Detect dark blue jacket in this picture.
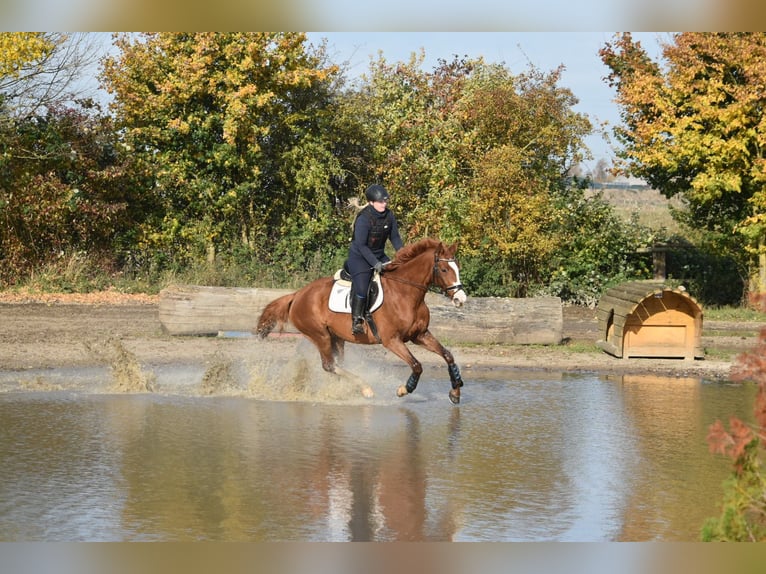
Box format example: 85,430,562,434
349,204,403,268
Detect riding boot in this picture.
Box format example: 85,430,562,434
351,295,366,335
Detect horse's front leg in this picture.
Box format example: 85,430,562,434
413,330,464,405
381,337,424,398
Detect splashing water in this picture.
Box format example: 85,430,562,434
200,351,242,395
85,337,156,393
246,339,395,404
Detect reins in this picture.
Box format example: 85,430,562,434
383,273,429,292
381,251,463,297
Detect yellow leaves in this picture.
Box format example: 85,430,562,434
602,33,766,252
462,144,557,260
691,171,743,202
0,32,57,79
167,118,190,135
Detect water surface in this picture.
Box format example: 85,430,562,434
0,370,755,541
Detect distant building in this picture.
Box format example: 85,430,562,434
589,175,649,191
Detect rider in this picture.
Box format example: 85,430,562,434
347,183,404,335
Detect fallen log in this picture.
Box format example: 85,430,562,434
158,284,563,345
158,284,296,336
424,293,563,345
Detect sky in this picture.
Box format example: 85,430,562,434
306,32,667,171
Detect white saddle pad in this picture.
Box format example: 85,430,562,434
328,272,384,313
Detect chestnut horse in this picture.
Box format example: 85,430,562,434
255,238,468,404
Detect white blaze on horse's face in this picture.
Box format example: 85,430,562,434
448,261,466,307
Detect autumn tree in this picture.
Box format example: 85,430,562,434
458,64,594,294
600,32,766,297
0,101,152,284
100,33,344,271
0,33,148,286
0,33,55,80
363,54,477,242
340,54,611,296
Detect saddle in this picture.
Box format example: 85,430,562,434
328,267,384,314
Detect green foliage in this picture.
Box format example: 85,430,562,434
1,32,753,312
339,55,598,298
705,306,766,322
702,438,766,542
663,234,746,306
454,65,598,298
458,255,521,297
536,189,653,305
454,186,655,302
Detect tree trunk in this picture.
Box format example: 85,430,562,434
759,237,765,294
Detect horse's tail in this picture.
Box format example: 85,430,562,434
255,292,295,338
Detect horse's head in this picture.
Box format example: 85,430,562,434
434,242,467,307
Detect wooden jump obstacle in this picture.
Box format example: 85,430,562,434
158,284,563,345
596,280,703,360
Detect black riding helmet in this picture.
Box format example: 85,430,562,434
365,184,389,202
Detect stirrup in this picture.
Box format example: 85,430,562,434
352,318,365,335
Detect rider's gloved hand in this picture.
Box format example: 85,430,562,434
373,261,384,273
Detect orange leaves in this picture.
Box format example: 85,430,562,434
707,417,755,463
709,297,766,475
704,294,766,540
730,324,766,446
732,327,766,387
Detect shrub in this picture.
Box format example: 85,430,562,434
703,294,766,541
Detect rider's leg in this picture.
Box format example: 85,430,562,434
351,294,366,335
348,262,372,335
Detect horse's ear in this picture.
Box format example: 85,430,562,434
448,241,459,255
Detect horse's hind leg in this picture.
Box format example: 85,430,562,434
327,332,373,398
413,330,464,405
305,332,337,373
331,334,345,366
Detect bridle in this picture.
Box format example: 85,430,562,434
433,253,465,298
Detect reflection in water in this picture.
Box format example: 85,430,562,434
0,372,756,541
614,375,749,541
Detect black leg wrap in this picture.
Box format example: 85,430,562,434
405,373,419,394
448,363,464,389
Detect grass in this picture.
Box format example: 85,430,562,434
705,329,763,338
588,185,685,234
704,306,766,322
703,347,742,361
561,341,602,353
1,251,317,296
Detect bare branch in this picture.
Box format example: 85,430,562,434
0,32,103,116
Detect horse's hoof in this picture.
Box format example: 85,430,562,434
449,390,460,405
396,385,408,398
361,385,374,398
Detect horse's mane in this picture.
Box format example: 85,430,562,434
386,238,442,272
